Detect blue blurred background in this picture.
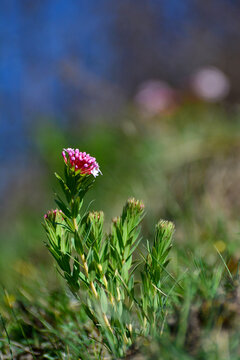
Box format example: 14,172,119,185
1,0,240,282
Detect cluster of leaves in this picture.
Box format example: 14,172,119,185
43,159,175,357
1,250,240,360
0,286,108,360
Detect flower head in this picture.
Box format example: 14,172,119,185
62,148,101,177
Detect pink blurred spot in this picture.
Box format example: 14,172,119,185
190,67,230,102
134,80,177,116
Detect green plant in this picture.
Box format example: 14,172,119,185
43,148,175,358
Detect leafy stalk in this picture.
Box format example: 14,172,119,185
43,149,175,357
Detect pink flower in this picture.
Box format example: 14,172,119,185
62,148,101,177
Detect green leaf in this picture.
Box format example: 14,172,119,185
74,230,83,254
88,270,96,282
118,301,123,317
100,288,108,313
72,196,81,218
55,172,71,202
55,196,71,218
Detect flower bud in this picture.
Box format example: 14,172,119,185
85,211,104,248
122,198,145,220
44,209,63,229
157,220,175,232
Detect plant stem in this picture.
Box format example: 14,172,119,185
73,217,99,299
73,217,78,231
72,217,113,334
103,314,113,334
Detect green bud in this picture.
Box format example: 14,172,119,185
85,211,104,249
156,220,175,238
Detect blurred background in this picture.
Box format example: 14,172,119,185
1,0,240,287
